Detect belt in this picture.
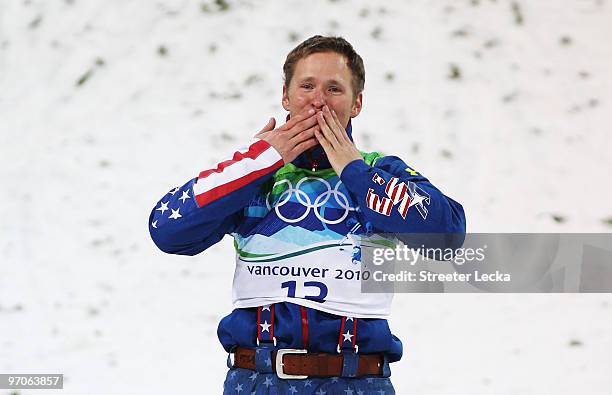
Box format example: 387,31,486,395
232,346,385,379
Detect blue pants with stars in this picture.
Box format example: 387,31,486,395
222,367,395,395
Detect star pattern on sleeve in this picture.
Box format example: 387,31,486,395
151,184,199,229
179,190,191,203
169,208,182,219
156,201,169,214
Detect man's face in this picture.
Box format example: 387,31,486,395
282,51,363,129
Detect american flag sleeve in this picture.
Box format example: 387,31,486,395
339,156,466,237
149,139,284,255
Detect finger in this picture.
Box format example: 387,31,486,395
330,109,349,143
261,117,276,133
317,110,340,148
254,117,275,138
322,106,346,143
280,108,316,131
314,127,333,152
285,112,319,136
288,124,318,146
291,137,319,156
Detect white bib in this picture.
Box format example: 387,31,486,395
231,239,393,319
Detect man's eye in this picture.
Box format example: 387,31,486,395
328,86,341,93
301,84,313,89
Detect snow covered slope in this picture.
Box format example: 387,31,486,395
1,1,611,394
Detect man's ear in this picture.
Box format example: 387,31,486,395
282,84,290,111
350,92,363,118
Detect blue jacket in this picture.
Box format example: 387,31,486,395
149,123,466,363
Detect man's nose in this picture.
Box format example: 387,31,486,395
310,88,326,110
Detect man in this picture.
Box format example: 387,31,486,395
149,35,466,394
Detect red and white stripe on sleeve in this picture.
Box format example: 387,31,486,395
193,139,283,207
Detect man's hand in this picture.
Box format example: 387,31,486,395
314,105,363,176
254,108,319,164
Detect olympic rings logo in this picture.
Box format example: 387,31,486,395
266,176,356,225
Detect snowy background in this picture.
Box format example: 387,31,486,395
1,0,612,394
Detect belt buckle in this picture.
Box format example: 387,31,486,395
275,349,308,379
